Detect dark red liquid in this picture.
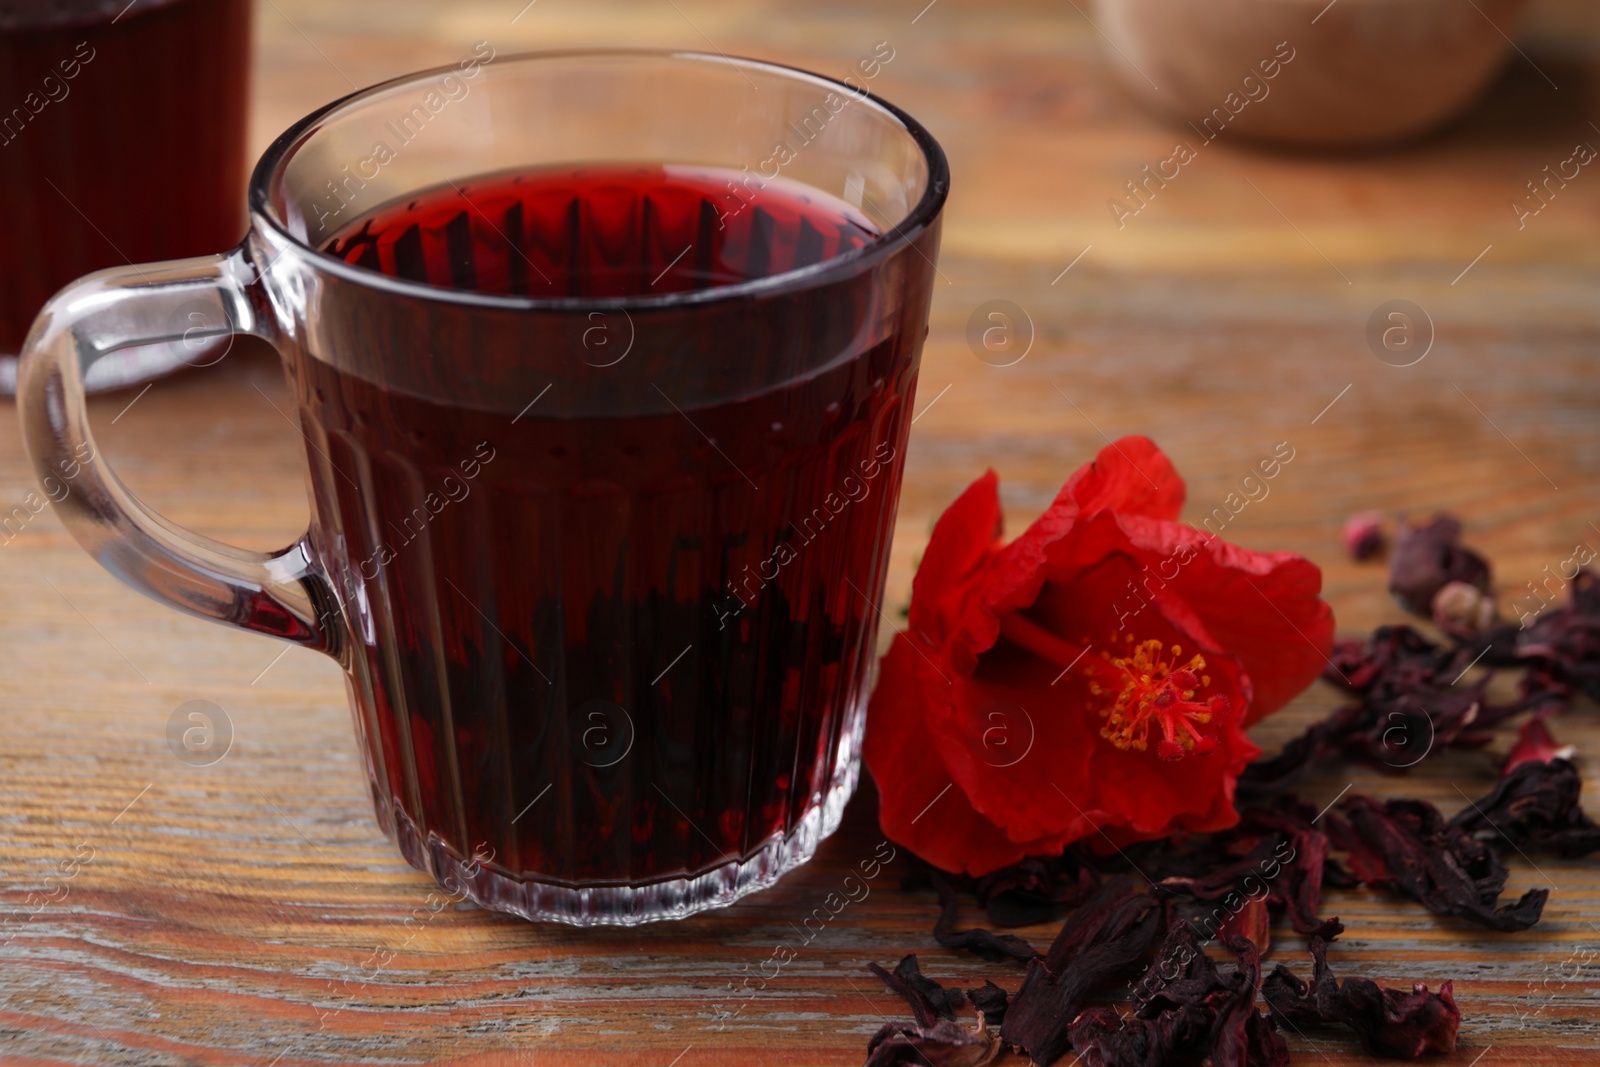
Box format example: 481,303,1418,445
0,0,252,354
301,166,925,895
324,163,879,298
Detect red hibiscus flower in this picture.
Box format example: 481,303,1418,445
864,437,1334,876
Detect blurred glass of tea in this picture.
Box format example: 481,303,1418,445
0,0,253,391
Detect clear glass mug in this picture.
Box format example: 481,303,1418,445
19,50,946,925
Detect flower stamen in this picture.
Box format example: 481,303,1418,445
1088,636,1228,761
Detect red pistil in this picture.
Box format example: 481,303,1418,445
1089,637,1228,760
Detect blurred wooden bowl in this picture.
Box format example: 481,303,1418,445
1090,0,1530,148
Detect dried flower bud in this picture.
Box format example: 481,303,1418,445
1343,511,1386,561
1432,580,1495,638
1388,514,1490,616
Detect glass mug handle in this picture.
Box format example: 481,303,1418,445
17,247,339,655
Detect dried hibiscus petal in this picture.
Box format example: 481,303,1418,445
1068,1003,1213,1067
1279,828,1333,934
1449,757,1600,859
932,871,1039,963
1504,713,1575,773
863,1020,1001,1067
1259,916,1345,1018
1218,894,1272,955
1515,570,1600,701
1338,979,1460,1059
965,981,1009,1027
869,954,964,1027
1083,923,1286,1067
1327,625,1458,695
1515,662,1574,715
1156,832,1287,900
1250,625,1515,787
1237,726,1325,799
1154,801,1331,936
976,852,1101,927
1340,794,1547,931
1001,881,1165,1066
1388,515,1490,616
1319,809,1382,884
1212,938,1289,1067
1131,921,1226,1015
1324,630,1493,766
1242,1010,1291,1067
1262,929,1460,1058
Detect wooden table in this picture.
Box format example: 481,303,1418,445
5,0,1600,1063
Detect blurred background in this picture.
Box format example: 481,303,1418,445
4,0,1600,1062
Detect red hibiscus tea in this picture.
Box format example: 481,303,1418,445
307,164,923,909
0,0,252,375
22,52,946,923
323,165,879,295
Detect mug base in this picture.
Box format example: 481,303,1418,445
386,745,862,926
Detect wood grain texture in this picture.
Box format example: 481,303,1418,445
5,0,1600,1063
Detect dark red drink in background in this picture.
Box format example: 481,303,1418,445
310,165,921,893
0,0,252,361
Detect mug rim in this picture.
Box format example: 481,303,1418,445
247,48,950,313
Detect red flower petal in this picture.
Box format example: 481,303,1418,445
865,638,1054,875
938,549,1260,849
1043,510,1330,727
907,470,1004,672
1166,527,1333,725
868,444,1332,875
984,437,1184,623
1065,436,1185,522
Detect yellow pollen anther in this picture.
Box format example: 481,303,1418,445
1088,638,1228,761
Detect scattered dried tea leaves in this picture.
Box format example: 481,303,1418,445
1241,623,1543,796
863,1019,1002,1067
1325,625,1498,756
864,886,1468,1065
1130,920,1231,1016
870,954,964,1026
1339,794,1547,931
1329,624,1459,695
1262,927,1460,1058
1150,799,1332,936
974,852,1103,927
1218,895,1272,955
1209,940,1290,1067
1241,1010,1292,1067
1067,1004,1212,1067
1514,569,1600,702
1449,757,1600,859
1079,923,1287,1067
1000,881,1165,1066
1236,727,1325,800
965,981,1009,1028
932,870,1040,963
